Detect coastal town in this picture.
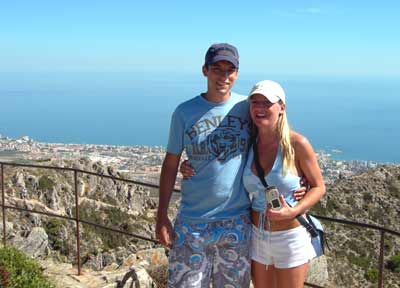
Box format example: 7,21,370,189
0,135,388,186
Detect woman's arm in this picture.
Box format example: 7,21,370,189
268,132,325,220
290,132,326,215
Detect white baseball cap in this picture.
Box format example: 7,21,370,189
248,80,286,104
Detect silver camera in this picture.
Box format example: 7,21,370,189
265,186,282,210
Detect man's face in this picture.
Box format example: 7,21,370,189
203,61,238,96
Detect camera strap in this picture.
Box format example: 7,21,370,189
252,143,269,187
252,143,318,238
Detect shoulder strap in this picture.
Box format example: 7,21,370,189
253,143,268,187
287,204,318,238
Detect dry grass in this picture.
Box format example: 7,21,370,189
147,263,168,288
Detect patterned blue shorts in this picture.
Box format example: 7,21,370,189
167,214,252,288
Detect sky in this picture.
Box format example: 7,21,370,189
1,0,400,77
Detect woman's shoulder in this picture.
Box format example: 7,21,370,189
290,130,308,145
290,131,313,153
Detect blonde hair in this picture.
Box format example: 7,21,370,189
250,100,296,175
277,108,296,175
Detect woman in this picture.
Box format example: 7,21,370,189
243,80,325,288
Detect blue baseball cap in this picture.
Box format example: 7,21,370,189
205,43,239,68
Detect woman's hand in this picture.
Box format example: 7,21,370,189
267,195,296,221
179,160,195,179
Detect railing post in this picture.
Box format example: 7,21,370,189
378,230,385,288
74,170,81,275
1,164,6,246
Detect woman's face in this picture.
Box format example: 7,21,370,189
249,94,285,129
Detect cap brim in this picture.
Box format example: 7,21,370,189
248,90,281,103
209,55,239,68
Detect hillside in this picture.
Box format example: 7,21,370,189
0,159,399,287
311,165,400,287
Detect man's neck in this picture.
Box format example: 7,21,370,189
203,91,231,103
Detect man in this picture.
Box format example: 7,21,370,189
156,43,252,287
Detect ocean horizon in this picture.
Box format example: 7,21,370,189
1,71,399,163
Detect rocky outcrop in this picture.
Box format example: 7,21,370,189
2,161,399,287
39,250,160,288
307,256,329,286
311,165,400,287
0,221,13,235
13,227,49,258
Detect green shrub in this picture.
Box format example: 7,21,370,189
79,203,140,250
365,268,379,282
310,202,325,216
0,246,55,287
44,219,70,256
326,198,339,212
362,193,373,202
347,196,356,206
387,254,400,273
348,255,371,269
0,265,11,287
38,176,55,190
388,180,400,198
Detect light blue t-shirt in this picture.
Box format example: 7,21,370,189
167,92,252,222
242,145,301,212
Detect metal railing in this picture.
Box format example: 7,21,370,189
304,215,400,288
1,161,399,288
0,161,178,275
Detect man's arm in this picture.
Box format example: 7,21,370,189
155,152,181,248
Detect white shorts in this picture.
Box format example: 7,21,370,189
251,224,316,269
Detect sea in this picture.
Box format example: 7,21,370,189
0,71,399,163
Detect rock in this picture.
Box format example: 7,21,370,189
72,161,84,170
0,221,14,235
27,174,39,190
39,259,82,288
306,255,329,286
103,263,119,272
77,179,85,197
107,166,116,177
27,212,42,226
102,252,117,268
14,171,26,188
136,248,168,267
42,263,155,288
84,253,104,271
122,254,137,268
115,265,154,288
92,162,105,175
14,227,49,257
46,187,60,210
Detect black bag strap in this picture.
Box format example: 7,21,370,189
289,205,319,238
253,143,268,187
252,143,318,238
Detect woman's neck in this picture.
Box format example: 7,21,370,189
257,128,279,148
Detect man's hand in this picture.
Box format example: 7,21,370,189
157,153,180,249
155,215,174,249
179,160,195,179
293,176,309,201
293,186,307,201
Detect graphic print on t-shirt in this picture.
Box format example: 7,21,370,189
185,114,250,162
